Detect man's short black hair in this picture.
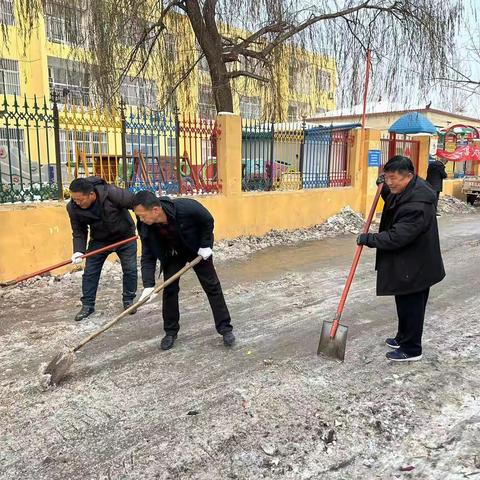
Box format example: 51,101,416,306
69,178,94,194
384,155,415,175
132,190,161,209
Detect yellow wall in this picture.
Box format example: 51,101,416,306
0,114,363,282
442,179,465,199
1,116,467,283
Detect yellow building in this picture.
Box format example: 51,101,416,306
0,1,336,201
1,1,336,119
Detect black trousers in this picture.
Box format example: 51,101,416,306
162,254,233,336
435,191,440,210
394,288,430,356
81,239,137,308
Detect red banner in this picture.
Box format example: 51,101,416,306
436,145,480,162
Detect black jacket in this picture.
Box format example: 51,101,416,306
364,176,445,296
139,197,214,287
426,160,447,192
67,177,135,252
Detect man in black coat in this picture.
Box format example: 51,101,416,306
133,190,234,350
357,156,445,362
67,177,137,321
426,156,448,212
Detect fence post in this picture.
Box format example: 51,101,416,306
327,123,333,187
268,121,275,190
120,99,128,187
52,92,64,201
174,108,182,191
299,118,306,189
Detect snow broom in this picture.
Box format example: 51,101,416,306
39,255,203,388
317,182,383,361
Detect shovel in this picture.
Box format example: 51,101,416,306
0,236,138,287
317,183,383,361
39,255,203,388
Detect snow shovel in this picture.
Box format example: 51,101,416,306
317,183,383,361
39,255,203,388
0,236,138,287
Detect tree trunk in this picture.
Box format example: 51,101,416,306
184,0,234,113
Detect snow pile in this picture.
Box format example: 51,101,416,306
214,207,364,261
438,196,476,214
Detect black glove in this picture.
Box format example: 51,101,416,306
357,233,370,246
376,173,385,185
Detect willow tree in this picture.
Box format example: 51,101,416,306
5,0,464,117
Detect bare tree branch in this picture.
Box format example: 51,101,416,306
227,70,269,83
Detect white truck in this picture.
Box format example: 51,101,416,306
462,175,480,205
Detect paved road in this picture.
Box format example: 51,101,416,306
1,213,479,479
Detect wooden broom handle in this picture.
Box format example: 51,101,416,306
73,255,203,352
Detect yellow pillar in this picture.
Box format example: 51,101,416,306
362,128,382,216
349,128,365,189
472,139,480,175
216,113,242,196
416,135,431,179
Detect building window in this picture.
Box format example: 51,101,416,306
0,0,15,25
48,57,90,104
287,102,309,121
239,95,261,119
289,61,310,94
316,69,332,91
45,1,83,45
238,56,264,77
198,85,216,119
120,77,157,108
0,127,25,162
197,45,209,73
0,58,20,96
60,130,108,166
125,133,160,157
164,33,176,60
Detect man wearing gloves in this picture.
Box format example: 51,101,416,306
133,190,234,350
67,177,137,321
357,156,445,362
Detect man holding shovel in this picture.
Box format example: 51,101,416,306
67,177,137,321
132,190,234,350
357,156,445,362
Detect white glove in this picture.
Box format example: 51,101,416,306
71,252,84,264
198,247,213,260
138,287,156,303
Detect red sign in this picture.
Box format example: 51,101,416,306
436,145,480,162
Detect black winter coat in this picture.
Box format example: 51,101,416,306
139,197,214,287
364,176,445,296
67,177,135,252
426,160,447,192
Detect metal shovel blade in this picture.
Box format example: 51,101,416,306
317,321,348,362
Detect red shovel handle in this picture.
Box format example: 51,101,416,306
329,183,383,338
1,235,138,287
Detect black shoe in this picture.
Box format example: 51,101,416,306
75,305,95,321
124,302,137,315
223,331,235,347
160,335,177,350
386,349,422,362
385,337,400,349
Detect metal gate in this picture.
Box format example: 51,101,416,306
380,134,420,173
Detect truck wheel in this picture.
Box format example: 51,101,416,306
467,194,477,206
